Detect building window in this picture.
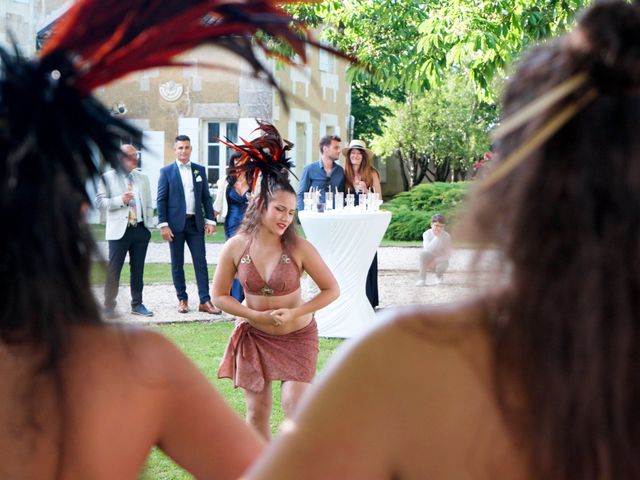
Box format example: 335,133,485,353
206,121,238,184
319,43,335,73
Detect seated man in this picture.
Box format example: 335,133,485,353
416,214,452,286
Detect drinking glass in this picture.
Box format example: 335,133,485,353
303,192,313,211
369,192,380,211
325,191,334,210
345,193,355,209
358,193,367,212
335,192,344,210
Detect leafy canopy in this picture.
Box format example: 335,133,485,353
289,0,588,97
372,73,497,187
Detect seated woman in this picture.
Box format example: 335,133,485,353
244,1,640,478
0,1,333,477
213,124,339,440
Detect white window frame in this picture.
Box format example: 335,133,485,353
205,120,238,185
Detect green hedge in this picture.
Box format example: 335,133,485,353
383,182,469,241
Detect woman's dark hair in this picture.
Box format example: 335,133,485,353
462,1,640,478
0,2,347,478
227,151,255,189
0,47,134,360
1,0,320,368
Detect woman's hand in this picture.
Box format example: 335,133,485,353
246,310,276,326
270,308,295,326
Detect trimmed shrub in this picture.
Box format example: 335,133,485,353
383,182,469,241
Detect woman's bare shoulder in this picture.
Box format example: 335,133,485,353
361,301,489,357
245,301,507,480
68,324,193,384
226,234,250,250
219,234,250,262
289,236,317,257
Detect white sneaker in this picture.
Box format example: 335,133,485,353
435,276,444,285
415,279,426,287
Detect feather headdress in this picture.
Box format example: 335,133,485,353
220,120,295,196
1,0,346,203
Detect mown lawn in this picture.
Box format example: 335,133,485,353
139,322,344,479
89,222,420,248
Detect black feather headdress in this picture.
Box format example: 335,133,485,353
1,0,347,205
220,120,296,198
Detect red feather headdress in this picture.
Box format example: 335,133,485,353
220,120,295,194
40,0,336,98
0,0,348,205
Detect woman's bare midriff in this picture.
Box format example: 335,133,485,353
243,288,313,335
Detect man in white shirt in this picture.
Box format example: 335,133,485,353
416,213,452,286
156,135,220,314
96,144,154,317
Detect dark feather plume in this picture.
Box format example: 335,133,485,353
39,0,347,103
219,120,295,194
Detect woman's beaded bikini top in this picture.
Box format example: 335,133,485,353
236,241,301,296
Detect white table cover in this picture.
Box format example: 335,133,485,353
298,210,392,338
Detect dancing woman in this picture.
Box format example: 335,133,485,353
245,1,640,478
214,123,339,440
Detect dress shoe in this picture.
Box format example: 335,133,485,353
131,304,154,317
198,301,222,314
178,299,189,313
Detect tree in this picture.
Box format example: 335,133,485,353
351,83,406,144
372,74,497,189
289,0,587,98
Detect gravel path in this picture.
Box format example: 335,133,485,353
95,242,493,325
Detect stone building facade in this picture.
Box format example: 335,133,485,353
95,44,351,204
2,1,352,207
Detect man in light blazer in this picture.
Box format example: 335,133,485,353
156,134,221,314
96,144,154,317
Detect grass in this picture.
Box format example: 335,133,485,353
91,262,199,285
380,239,421,247
89,222,421,248
90,224,227,244
138,322,344,479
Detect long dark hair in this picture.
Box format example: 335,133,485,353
0,1,343,476
0,0,337,366
463,1,640,478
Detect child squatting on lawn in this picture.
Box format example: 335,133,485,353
416,213,452,286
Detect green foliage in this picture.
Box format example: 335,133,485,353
372,74,497,188
289,0,587,98
350,82,405,144
384,182,469,241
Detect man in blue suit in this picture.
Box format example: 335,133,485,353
157,135,221,314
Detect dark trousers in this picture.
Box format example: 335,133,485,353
169,216,211,303
365,253,379,309
104,224,151,309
